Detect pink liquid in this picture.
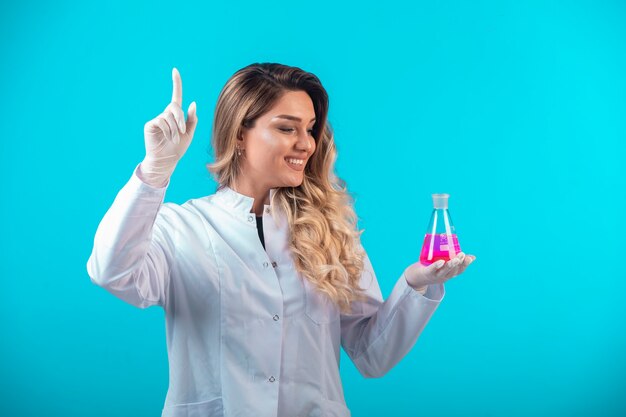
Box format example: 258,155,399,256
419,233,461,266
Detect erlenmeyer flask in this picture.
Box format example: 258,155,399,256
419,193,462,266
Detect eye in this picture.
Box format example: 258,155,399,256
278,127,315,137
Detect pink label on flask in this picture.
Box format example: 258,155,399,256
419,233,461,265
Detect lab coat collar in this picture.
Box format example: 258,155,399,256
214,185,279,224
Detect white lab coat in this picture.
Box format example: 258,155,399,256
87,163,445,417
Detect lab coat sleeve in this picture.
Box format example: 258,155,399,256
340,244,445,378
86,163,176,309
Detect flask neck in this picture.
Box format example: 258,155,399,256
426,208,456,236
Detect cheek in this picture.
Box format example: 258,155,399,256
308,140,317,157
255,131,285,163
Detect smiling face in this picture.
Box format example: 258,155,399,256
237,90,317,190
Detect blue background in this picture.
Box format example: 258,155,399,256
1,0,625,415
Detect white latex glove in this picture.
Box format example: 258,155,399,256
404,252,476,294
139,67,198,188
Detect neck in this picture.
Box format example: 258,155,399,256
231,178,270,216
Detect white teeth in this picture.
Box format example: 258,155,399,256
286,158,303,165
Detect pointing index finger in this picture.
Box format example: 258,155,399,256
171,67,182,106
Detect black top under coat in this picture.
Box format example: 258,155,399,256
255,215,265,250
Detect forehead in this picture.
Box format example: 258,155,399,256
264,90,315,121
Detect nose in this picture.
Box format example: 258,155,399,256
295,131,312,153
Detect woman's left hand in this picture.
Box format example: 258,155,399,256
404,252,476,293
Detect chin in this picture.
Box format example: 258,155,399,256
283,176,304,188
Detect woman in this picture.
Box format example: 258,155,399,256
87,63,475,417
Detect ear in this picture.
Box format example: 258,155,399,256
238,121,254,149
237,132,245,147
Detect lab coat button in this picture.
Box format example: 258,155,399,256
273,314,279,321
271,261,278,268
265,207,271,214
269,376,276,382
247,215,254,222
263,262,269,268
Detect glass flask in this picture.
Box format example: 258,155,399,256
419,193,462,266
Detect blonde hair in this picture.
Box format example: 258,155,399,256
207,63,367,313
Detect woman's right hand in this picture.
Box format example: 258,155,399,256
404,252,475,294
139,67,198,188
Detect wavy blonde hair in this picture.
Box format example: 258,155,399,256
206,63,367,313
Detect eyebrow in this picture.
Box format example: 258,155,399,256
273,115,316,123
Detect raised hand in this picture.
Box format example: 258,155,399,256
140,68,198,188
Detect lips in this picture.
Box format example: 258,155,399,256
284,157,305,171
